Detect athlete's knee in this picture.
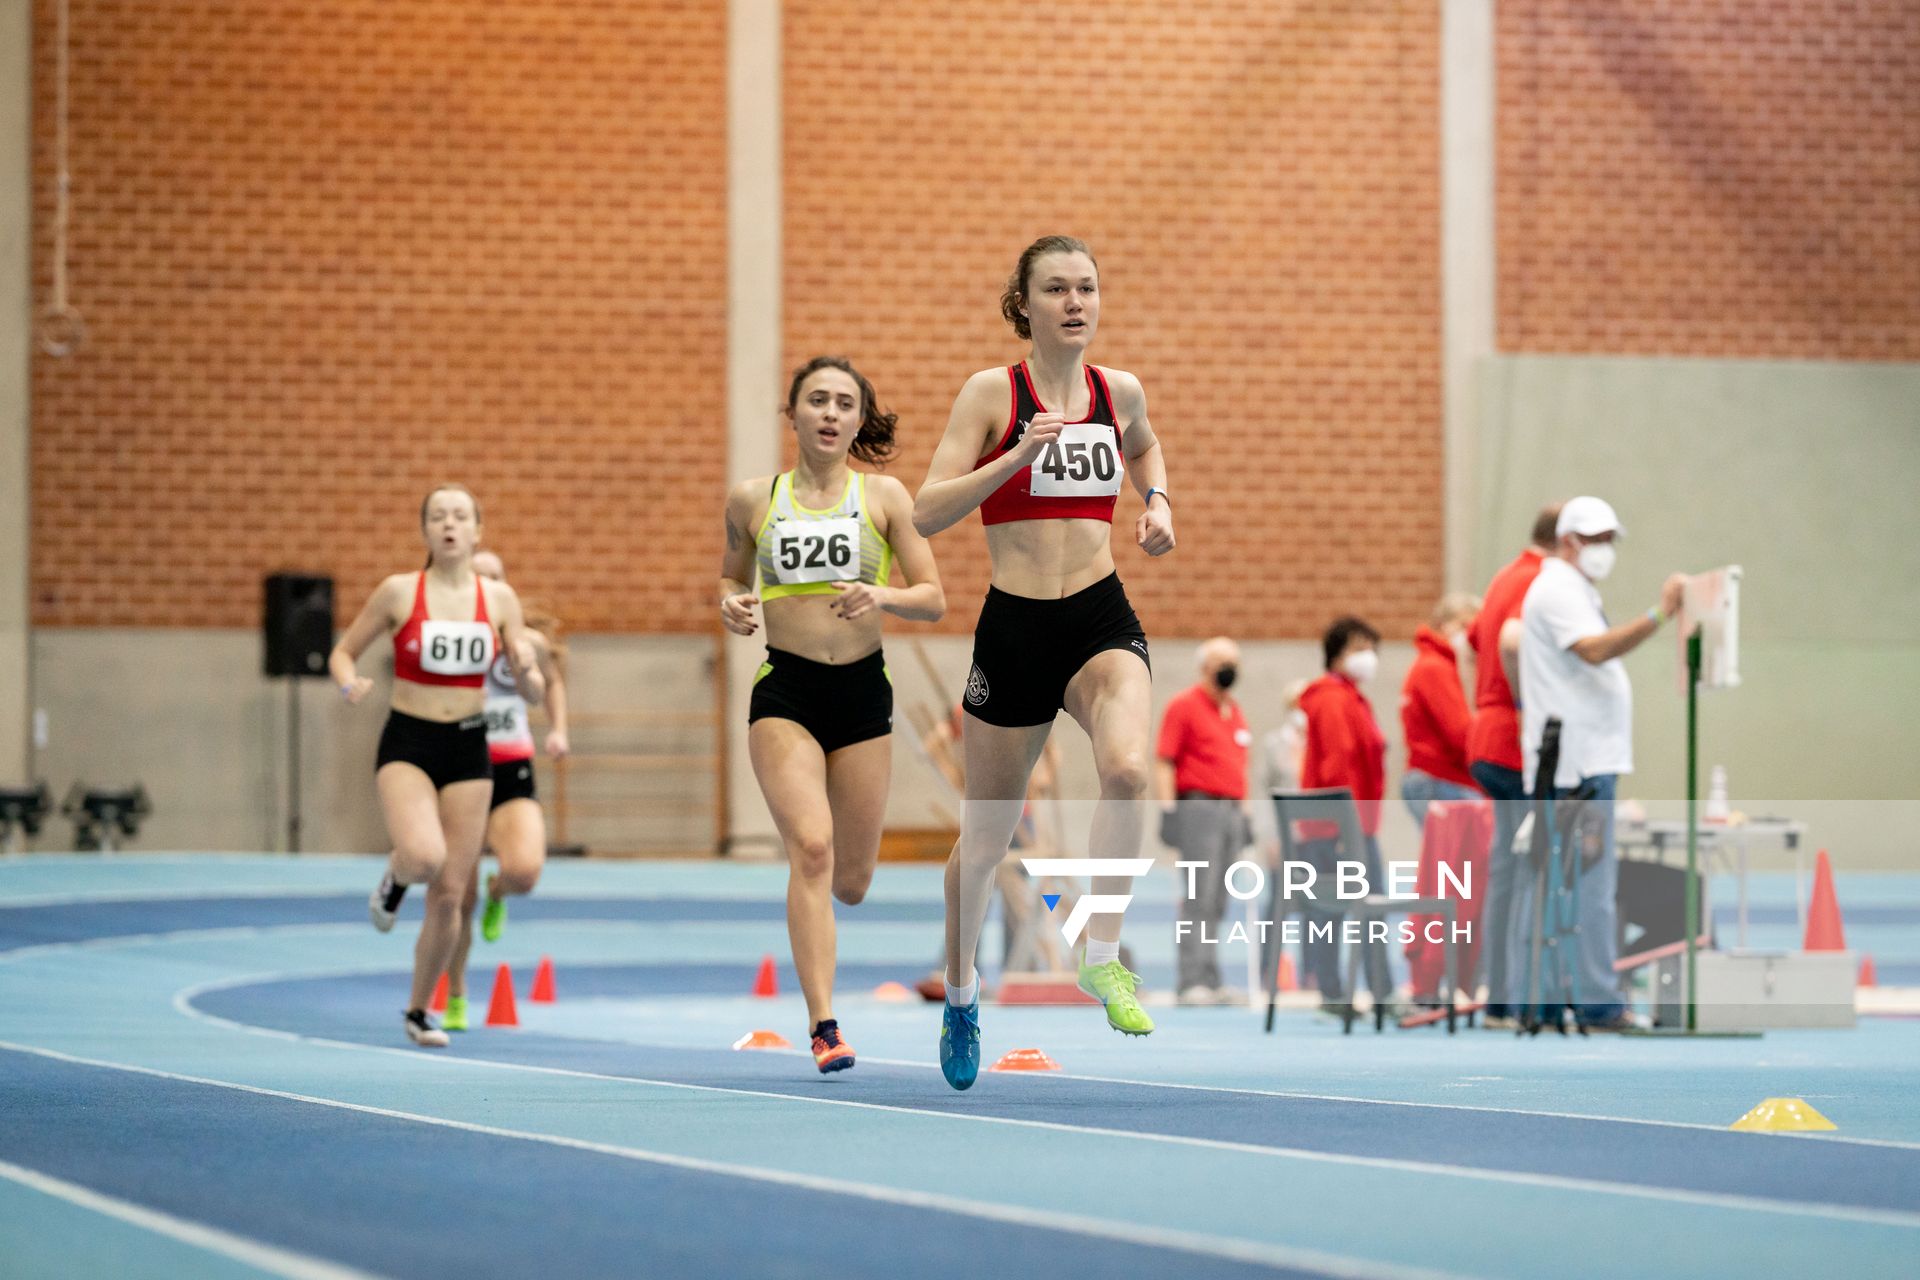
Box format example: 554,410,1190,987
1098,750,1151,800
832,866,873,906
789,831,833,881
421,879,463,924
494,864,541,897
391,839,446,884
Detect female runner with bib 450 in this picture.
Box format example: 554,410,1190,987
328,485,545,1048
913,237,1175,1090
720,356,945,1073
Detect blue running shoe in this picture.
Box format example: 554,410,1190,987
939,1000,980,1091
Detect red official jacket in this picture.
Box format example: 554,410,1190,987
1400,626,1479,790
1299,671,1386,838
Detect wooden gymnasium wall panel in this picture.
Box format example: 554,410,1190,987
781,1,1444,639
30,1,727,632
1498,1,1920,360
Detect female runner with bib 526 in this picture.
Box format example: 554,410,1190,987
720,356,945,1073
329,485,545,1047
913,236,1175,1090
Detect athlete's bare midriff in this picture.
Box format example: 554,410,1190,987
762,595,884,665
985,517,1117,599
389,678,486,723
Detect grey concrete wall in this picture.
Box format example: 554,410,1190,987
1,0,30,784
1472,354,1920,869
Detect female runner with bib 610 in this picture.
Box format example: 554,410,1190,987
720,356,945,1073
913,236,1175,1090
329,485,545,1048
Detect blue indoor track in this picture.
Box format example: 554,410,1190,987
3,854,1918,1280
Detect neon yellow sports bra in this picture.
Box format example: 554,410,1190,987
754,471,893,602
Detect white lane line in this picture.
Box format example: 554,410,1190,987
0,1039,1451,1280
161,984,1920,1232
0,1157,380,1280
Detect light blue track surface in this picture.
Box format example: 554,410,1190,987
3,854,1917,1280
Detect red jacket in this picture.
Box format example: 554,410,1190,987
1400,626,1478,789
1299,672,1386,837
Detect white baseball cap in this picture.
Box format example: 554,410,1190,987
1557,495,1625,539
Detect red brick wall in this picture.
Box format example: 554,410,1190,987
782,1,1443,638
1498,1,1920,359
30,1,727,631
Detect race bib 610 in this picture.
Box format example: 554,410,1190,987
419,620,493,676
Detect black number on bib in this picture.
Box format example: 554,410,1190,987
779,541,802,572
803,538,828,569
827,533,852,569
429,636,448,662
1040,440,1068,480
468,637,486,665
1092,441,1117,481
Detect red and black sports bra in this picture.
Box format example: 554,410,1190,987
976,362,1124,526
392,572,495,688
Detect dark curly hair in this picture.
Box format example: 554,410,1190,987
783,355,898,466
1001,235,1098,341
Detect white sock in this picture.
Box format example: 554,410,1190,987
1083,937,1120,969
945,970,978,1008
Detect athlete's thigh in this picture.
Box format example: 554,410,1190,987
1063,647,1153,770
750,717,833,845
377,763,446,857
434,779,494,891
824,734,892,873
487,798,547,882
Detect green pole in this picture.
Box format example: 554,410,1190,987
1686,630,1701,1033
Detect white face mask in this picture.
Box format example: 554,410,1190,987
1342,650,1379,684
1577,542,1617,582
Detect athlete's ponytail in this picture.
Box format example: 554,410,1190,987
783,355,898,466
1001,235,1097,341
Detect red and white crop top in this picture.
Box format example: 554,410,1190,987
392,571,495,688
976,362,1124,526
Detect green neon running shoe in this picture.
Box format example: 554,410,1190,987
481,892,506,943
1078,958,1155,1036
443,994,469,1032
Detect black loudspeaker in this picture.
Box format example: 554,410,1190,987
264,573,335,678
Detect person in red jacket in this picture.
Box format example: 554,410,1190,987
1297,616,1392,1011
1466,503,1559,1024
1399,592,1483,828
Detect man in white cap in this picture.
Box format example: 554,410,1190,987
1513,497,1685,1030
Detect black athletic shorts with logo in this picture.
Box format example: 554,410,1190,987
375,710,492,791
962,572,1150,728
748,647,893,755
490,757,537,811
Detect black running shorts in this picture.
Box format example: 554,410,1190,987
489,757,537,811
376,710,492,791
963,572,1150,728
748,647,893,755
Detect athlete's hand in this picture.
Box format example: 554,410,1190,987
721,592,760,636
1136,501,1175,556
339,676,375,705
512,636,539,673
544,729,571,759
1660,573,1688,620
1009,411,1067,468
829,581,889,620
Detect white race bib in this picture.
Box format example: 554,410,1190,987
1029,423,1123,497
419,620,493,676
769,516,861,584
485,695,525,743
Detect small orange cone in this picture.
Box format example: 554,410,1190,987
530,956,557,1003
990,1048,1060,1072
485,964,519,1027
1276,953,1298,992
752,954,779,998
1803,849,1847,952
873,981,914,1002
429,972,449,1012
1858,954,1877,987
732,1029,792,1050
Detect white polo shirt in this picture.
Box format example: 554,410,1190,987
1520,557,1634,791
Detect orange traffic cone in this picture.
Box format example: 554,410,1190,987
485,964,519,1027
1803,849,1847,952
1859,954,1877,987
752,954,779,998
530,956,557,1003
731,1029,792,1050
990,1048,1060,1072
429,972,449,1013
1276,953,1298,993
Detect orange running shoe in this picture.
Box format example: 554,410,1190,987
810,1019,856,1073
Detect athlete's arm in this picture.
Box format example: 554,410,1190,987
491,582,547,707
719,480,762,637
1498,617,1523,703
834,475,946,623
912,370,1063,536
1110,370,1175,557
530,631,570,757
328,575,404,704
